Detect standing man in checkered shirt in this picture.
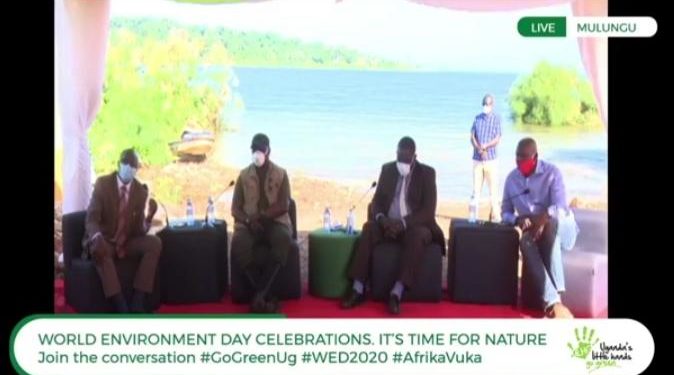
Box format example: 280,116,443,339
470,94,502,221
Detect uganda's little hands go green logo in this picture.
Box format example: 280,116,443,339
568,326,600,359
568,326,630,373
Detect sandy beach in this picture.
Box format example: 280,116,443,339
137,158,606,236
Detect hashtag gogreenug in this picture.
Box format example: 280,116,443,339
567,327,600,359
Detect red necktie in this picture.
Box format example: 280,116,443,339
114,185,129,257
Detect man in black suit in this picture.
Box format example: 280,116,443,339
341,136,445,314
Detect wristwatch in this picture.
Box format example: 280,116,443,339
547,205,557,218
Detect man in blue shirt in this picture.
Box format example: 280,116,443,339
502,138,573,319
471,94,502,221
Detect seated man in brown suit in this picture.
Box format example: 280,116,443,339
341,136,445,315
83,149,161,312
231,133,293,313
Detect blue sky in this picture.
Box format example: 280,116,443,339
111,0,584,74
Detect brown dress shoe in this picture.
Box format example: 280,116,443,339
545,303,574,319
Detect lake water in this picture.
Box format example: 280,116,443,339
221,67,607,202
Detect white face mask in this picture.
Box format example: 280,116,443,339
483,105,492,114
396,162,411,177
118,163,137,184
252,151,266,167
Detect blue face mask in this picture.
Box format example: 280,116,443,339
118,163,137,184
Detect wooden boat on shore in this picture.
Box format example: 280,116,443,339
169,130,215,161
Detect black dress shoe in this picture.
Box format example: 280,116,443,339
250,293,266,313
388,294,401,315
341,289,366,309
264,298,281,314
111,294,129,313
129,291,147,313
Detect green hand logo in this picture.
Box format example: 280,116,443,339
568,326,600,359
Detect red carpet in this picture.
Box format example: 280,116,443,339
54,279,548,318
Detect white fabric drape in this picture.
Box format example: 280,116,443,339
55,0,111,213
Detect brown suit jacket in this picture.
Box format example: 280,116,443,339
370,160,446,254
83,172,149,249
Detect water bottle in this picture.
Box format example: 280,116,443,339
346,208,356,235
206,196,215,226
323,207,332,231
468,196,478,223
186,198,195,226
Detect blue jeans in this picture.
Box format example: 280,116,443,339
521,219,565,310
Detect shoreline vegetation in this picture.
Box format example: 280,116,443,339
86,16,604,176
110,17,413,71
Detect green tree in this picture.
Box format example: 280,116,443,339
110,17,409,71
89,27,235,174
508,62,601,129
